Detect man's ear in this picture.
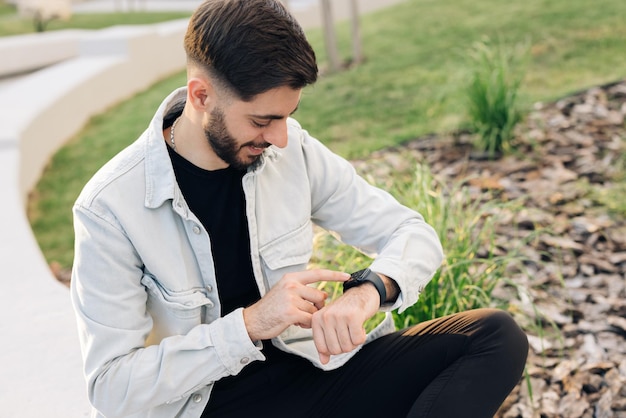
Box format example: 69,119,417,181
187,77,215,111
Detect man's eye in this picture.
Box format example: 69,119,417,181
252,120,270,128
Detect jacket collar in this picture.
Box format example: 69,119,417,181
143,87,281,209
144,87,186,209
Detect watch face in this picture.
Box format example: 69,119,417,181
350,269,368,282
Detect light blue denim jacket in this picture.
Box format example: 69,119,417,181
71,88,444,418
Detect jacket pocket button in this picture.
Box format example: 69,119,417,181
192,393,202,403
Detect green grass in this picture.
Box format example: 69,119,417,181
0,7,190,36
29,0,626,276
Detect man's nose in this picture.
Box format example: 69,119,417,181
263,120,288,148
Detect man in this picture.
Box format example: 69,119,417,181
71,0,528,417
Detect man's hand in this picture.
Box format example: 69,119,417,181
311,282,380,364
243,269,350,341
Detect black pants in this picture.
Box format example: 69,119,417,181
204,308,529,418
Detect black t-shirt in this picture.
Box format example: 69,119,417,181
162,110,295,400
167,144,260,316
164,106,259,315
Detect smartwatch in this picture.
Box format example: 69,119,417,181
343,268,386,306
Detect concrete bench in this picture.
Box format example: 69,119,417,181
0,29,86,77
0,18,188,417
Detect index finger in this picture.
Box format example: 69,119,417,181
293,269,350,286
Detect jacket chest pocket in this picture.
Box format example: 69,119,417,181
141,274,215,343
258,220,314,286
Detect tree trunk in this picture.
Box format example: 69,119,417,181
349,0,363,64
32,10,49,32
320,0,341,72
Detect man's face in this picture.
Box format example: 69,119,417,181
204,85,301,170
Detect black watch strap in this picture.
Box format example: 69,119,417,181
343,268,387,306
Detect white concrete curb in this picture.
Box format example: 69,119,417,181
0,29,87,77
0,19,189,417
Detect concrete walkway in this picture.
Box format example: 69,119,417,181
0,0,407,416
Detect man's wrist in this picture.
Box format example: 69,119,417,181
341,281,381,312
343,268,386,306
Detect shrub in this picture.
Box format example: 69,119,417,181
311,163,531,329
389,164,528,327
466,38,528,157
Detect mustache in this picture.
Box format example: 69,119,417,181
243,141,271,149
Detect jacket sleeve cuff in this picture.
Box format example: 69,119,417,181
209,307,265,375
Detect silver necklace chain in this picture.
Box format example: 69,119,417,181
170,117,180,151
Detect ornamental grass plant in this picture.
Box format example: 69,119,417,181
388,164,531,327
310,163,534,328
465,38,528,157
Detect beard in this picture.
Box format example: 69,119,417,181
204,107,268,170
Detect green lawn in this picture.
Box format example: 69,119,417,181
0,0,14,16
29,0,626,270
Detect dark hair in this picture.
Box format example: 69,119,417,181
184,0,318,101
